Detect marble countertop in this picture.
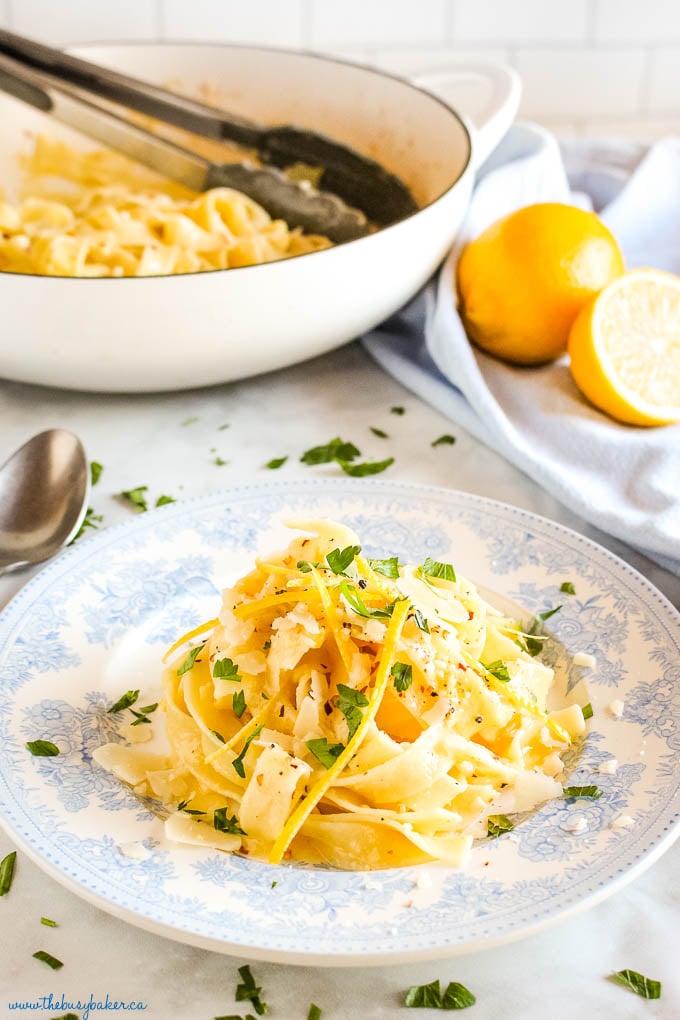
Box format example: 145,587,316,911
1,342,678,1019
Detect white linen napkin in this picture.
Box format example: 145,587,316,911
363,124,680,575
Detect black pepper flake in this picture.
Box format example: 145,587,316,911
324,701,333,715
358,579,368,589
475,715,483,723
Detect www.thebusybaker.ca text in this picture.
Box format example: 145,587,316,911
8,992,148,1019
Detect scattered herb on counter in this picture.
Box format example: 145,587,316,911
155,494,175,507
53,1014,79,1020
308,1006,322,1020
265,456,288,469
582,702,594,720
90,461,103,486
404,978,475,1009
214,456,229,467
176,643,206,677
232,690,247,718
487,814,514,838
232,725,264,778
431,434,456,447
367,556,400,579
218,423,230,431
391,406,405,415
300,437,360,465
0,850,17,895
181,416,199,427
421,557,456,583
119,485,148,512
235,964,268,1016
108,689,139,713
306,737,345,769
69,506,103,544
213,808,246,836
213,658,242,681
560,581,576,595
32,949,63,970
26,740,60,757
391,662,413,693
336,457,394,477
40,917,58,927
370,426,389,438
610,969,661,999
563,785,602,800
334,683,369,740
326,545,361,576
484,660,512,684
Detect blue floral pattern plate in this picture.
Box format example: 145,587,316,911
0,480,678,965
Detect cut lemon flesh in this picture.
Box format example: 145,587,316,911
568,269,680,426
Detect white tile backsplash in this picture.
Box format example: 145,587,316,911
161,0,305,47
454,0,589,43
7,0,159,44
516,47,646,118
0,0,677,138
594,0,680,43
309,0,449,47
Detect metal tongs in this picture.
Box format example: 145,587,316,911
0,30,418,243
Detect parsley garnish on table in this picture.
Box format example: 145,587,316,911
404,978,476,1009
32,949,63,970
610,969,661,999
0,850,17,895
431,434,456,447
300,436,394,476
235,964,268,1015
90,460,103,485
265,456,288,469
119,485,148,512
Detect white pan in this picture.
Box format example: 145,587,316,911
0,44,519,393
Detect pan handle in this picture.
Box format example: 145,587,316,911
411,64,521,168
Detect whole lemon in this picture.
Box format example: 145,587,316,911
456,203,625,365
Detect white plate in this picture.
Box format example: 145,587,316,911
0,480,678,965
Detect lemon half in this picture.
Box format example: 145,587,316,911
568,269,680,426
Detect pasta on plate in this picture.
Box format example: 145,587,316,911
94,519,586,870
0,135,331,277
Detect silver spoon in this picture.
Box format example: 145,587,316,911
0,429,89,573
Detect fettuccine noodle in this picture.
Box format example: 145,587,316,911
0,135,331,276
94,519,585,870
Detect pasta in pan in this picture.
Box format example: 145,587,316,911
0,135,331,277
94,519,586,870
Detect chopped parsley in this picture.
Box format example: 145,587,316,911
176,643,205,676
582,702,593,720
120,485,149,512
306,737,345,769
370,426,388,438
265,456,288,470
336,456,394,476
487,814,514,838
181,416,199,427
0,851,17,895
404,978,475,1009
108,689,139,713
334,683,369,740
32,949,63,970
213,658,242,681
90,461,103,485
177,799,205,816
524,605,562,656
26,740,60,757
563,785,602,800
232,725,263,778
560,581,576,595
235,964,268,1016
367,556,400,579
431,434,456,447
307,1006,322,1020
155,494,175,507
421,557,456,582
69,506,103,544
300,437,360,465
610,969,661,999
210,729,226,744
40,917,58,927
391,662,413,693
326,544,361,575
390,406,405,415
339,582,399,619
218,423,230,431
413,609,430,633
483,660,511,683
232,690,247,718
213,808,246,836
297,559,321,573
213,456,229,467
